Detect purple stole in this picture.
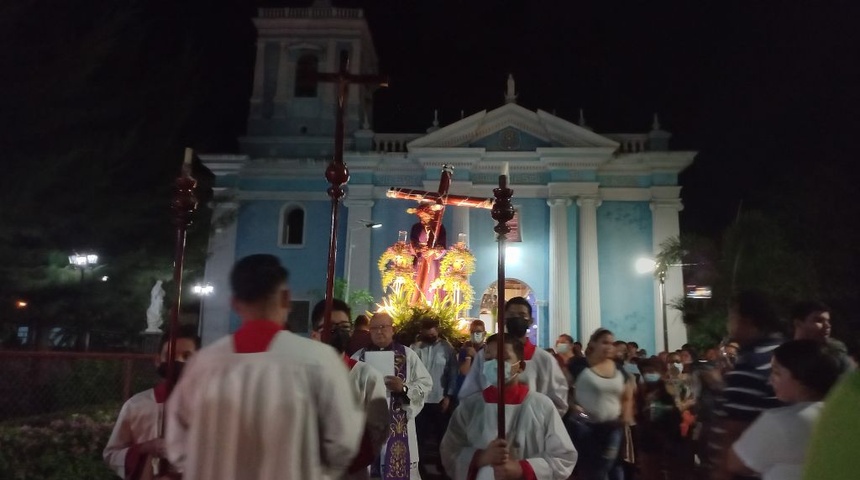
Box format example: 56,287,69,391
361,343,411,480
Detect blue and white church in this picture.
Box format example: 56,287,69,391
199,4,696,354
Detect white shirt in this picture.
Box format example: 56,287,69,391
352,345,432,480
103,388,161,478
732,401,824,480
165,331,364,480
574,367,625,422
441,388,577,480
345,360,390,480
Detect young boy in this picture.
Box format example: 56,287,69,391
441,335,577,480
103,325,200,480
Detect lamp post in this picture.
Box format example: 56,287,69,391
69,252,98,350
344,220,382,303
636,257,670,353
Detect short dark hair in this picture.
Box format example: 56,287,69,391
614,340,627,346
628,342,639,349
311,298,351,327
730,289,782,333
790,301,830,321
419,318,440,331
230,254,289,303
159,324,201,352
574,341,582,347
505,297,532,317
558,334,574,343
485,334,525,362
773,339,842,398
355,314,370,328
470,319,486,329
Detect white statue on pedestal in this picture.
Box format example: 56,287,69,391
145,280,165,333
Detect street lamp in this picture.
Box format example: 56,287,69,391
69,251,99,351
344,220,382,303
192,283,214,296
636,256,669,353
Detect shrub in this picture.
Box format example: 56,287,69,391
0,405,119,480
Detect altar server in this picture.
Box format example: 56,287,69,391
165,254,363,480
441,334,577,480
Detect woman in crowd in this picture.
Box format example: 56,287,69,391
728,339,843,480
568,328,635,480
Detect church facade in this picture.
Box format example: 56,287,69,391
199,5,696,354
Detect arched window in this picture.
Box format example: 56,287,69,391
279,205,305,246
294,54,318,97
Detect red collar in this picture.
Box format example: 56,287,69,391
523,338,536,360
153,381,170,404
233,320,283,353
482,384,529,405
344,354,358,370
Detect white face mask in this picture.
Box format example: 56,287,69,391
471,332,485,344
555,343,570,354
672,362,684,373
482,359,515,387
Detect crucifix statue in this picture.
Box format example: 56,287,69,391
317,51,388,340
387,165,493,304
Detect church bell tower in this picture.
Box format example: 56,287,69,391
246,2,380,142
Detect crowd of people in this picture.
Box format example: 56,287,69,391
102,254,858,480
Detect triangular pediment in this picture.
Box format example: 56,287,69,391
408,103,620,150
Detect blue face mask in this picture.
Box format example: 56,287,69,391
482,359,514,387
643,373,662,383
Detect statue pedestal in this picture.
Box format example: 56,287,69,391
141,331,162,354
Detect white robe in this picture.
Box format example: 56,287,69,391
440,389,577,480
165,331,365,480
103,388,161,479
346,361,391,480
457,346,570,417
352,345,433,480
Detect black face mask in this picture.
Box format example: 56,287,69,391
156,361,185,383
328,324,353,354
505,317,530,338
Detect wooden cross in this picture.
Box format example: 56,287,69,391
387,166,494,304
316,52,388,341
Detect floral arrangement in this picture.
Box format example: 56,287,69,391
377,238,476,341
0,406,119,480
377,241,416,291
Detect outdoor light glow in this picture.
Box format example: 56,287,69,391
506,246,522,264
69,253,99,267
635,257,657,274
16,300,27,308
101,276,109,282
369,223,382,229
192,284,214,296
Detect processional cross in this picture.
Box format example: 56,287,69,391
317,52,388,341
389,166,514,439
387,167,493,304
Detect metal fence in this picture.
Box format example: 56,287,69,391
0,350,159,422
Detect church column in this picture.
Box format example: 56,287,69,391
577,196,602,340
650,194,686,352
452,207,470,246
273,41,290,104
344,199,375,297
548,198,572,342
250,40,267,106
201,200,239,346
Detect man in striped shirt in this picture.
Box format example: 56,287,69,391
708,290,784,480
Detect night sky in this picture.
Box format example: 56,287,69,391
3,0,859,238
271,1,858,235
